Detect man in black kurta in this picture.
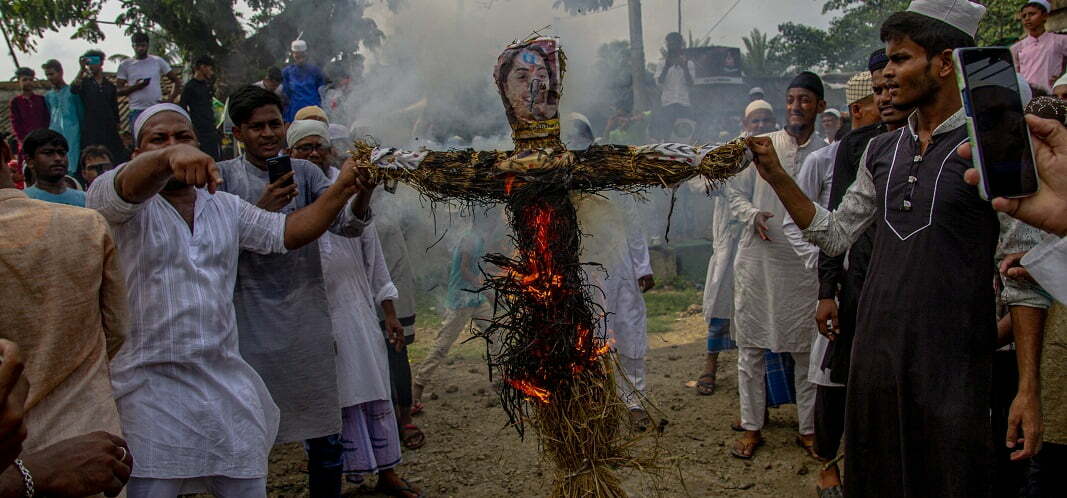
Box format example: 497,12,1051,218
745,2,1048,496
71,50,128,163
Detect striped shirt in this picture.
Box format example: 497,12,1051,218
86,166,287,479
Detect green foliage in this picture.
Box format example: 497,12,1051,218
976,0,1025,47
552,0,615,15
643,288,701,335
740,28,787,78
0,0,401,89
774,0,908,72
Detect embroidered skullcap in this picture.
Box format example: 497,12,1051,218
294,105,328,123
133,103,191,145
846,71,874,105
286,119,329,148
906,0,986,39
291,39,308,52
1026,96,1067,125
868,49,889,73
744,99,774,117
789,71,825,100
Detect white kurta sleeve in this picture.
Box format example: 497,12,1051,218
1022,235,1067,304
627,221,653,278
236,196,288,255
782,146,832,269
802,145,878,257
85,167,144,225
361,222,400,305
726,165,761,228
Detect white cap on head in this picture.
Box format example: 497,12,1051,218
133,103,191,144
823,108,842,118
1054,71,1067,90
286,119,329,148
1025,1,1052,13
749,87,764,96
744,99,774,117
906,0,986,39
291,39,308,52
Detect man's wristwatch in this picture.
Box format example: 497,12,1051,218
13,458,34,497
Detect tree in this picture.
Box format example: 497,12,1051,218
976,0,1025,47
776,0,908,72
0,0,401,90
740,28,787,78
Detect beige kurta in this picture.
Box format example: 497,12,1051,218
726,130,825,352
0,189,127,453
1042,302,1067,444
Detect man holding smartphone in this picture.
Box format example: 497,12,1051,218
71,49,127,163
117,32,182,132
216,86,376,498
746,1,1050,496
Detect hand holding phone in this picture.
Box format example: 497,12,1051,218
954,47,1039,200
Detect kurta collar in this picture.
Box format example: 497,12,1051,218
905,107,966,140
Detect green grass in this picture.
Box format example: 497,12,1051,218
405,287,702,363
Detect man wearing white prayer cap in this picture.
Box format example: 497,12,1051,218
748,86,765,102
1054,71,1067,100
1011,0,1067,92
283,37,325,123
747,0,1050,496
820,108,843,144
742,99,776,137
86,102,374,498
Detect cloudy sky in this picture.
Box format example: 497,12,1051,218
2,0,831,79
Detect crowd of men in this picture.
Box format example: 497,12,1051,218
3,0,1067,497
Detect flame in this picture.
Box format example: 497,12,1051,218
504,174,517,195
508,379,551,403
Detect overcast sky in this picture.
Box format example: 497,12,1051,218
2,0,832,79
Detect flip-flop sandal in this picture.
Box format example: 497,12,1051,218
401,424,426,450
796,434,819,459
376,477,425,498
410,401,425,416
696,373,716,396
816,485,844,498
730,436,764,459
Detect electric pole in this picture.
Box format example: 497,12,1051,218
628,0,648,111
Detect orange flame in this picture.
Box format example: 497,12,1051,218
504,174,517,195
508,379,551,403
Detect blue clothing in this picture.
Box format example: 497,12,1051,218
24,186,85,207
764,352,797,408
445,230,486,310
706,318,736,353
44,86,83,172
281,63,325,122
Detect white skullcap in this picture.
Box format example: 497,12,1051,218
1025,1,1051,13
823,108,842,118
749,87,764,96
286,119,329,148
906,0,986,39
744,99,774,117
1054,71,1067,90
133,103,191,145
291,39,308,52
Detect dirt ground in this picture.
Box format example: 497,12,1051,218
262,293,818,498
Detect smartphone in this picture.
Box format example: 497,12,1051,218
953,47,1039,200
85,55,102,66
266,155,294,186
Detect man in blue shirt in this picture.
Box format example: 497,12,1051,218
22,129,85,206
282,39,325,123
41,59,83,173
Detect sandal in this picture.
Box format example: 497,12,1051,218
696,373,716,396
816,485,844,498
401,424,426,450
796,434,818,460
375,477,424,498
730,433,764,459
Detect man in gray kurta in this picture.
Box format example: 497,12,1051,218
216,87,374,498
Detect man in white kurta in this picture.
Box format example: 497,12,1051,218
576,193,654,418
727,73,827,458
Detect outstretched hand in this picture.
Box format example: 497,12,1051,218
959,115,1067,237
166,144,223,194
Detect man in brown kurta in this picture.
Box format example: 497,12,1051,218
0,158,128,454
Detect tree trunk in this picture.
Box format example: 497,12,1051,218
627,0,648,112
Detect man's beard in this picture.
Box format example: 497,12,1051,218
894,66,941,111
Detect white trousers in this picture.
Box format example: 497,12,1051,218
127,476,266,498
615,354,647,410
737,346,815,434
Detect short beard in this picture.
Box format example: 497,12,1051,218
786,122,811,136
895,63,942,110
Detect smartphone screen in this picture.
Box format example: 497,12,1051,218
87,55,102,66
958,48,1038,199
266,155,294,186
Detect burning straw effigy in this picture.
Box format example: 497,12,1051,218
353,36,749,497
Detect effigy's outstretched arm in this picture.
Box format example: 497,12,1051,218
350,138,751,203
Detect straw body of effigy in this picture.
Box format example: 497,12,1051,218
352,138,749,497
